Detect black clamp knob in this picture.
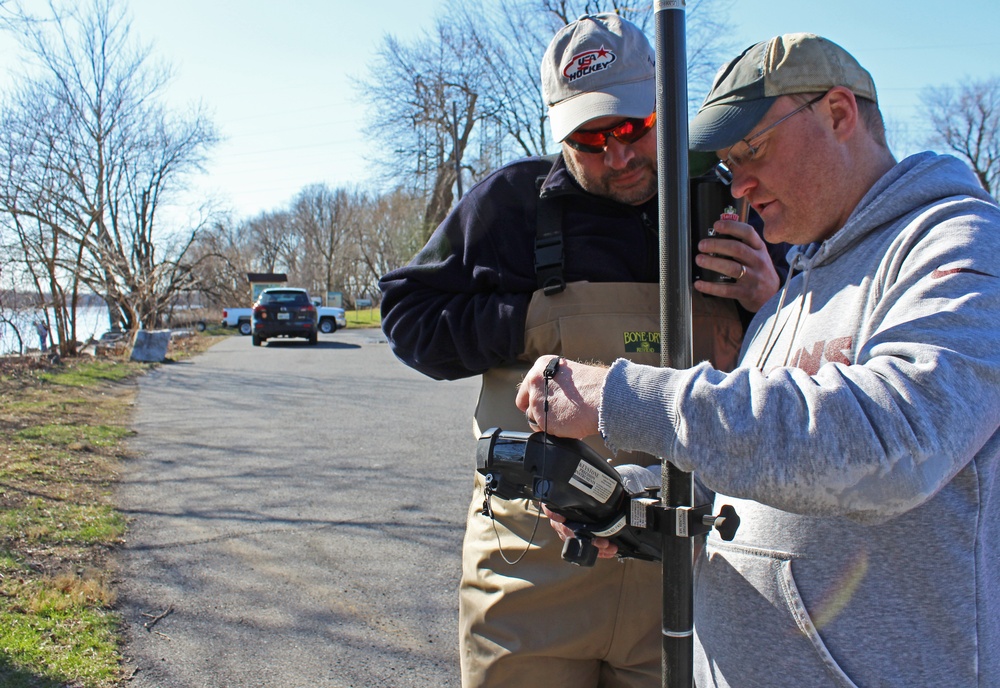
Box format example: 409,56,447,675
657,503,741,541
701,503,740,542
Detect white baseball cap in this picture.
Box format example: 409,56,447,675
541,14,656,143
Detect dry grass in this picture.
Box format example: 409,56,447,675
0,333,222,687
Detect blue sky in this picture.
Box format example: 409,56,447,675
3,0,999,220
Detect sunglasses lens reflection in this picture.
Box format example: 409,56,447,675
570,131,607,147
565,112,656,153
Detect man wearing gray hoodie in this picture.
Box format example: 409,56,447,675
515,33,1000,687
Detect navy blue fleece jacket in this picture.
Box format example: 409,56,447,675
379,155,783,381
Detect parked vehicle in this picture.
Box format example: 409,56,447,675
311,298,347,333
251,288,318,346
223,301,343,336
221,307,252,336
164,305,208,332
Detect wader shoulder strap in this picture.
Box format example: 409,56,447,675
534,156,566,296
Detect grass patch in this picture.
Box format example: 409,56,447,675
345,308,381,329
39,360,144,387
0,584,121,687
0,500,126,546
201,324,230,336
4,397,92,414
15,423,132,448
0,333,220,686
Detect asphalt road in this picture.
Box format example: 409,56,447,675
115,329,481,687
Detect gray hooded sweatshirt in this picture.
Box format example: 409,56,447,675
600,152,1000,687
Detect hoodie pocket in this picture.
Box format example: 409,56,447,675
696,539,859,688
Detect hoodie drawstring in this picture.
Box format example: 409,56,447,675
751,254,813,371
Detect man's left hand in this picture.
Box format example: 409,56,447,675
694,219,780,312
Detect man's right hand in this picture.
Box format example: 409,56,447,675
541,505,619,559
515,356,606,440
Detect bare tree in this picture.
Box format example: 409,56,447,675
243,210,298,276
921,77,1000,195
186,184,419,310
291,184,362,301
0,250,31,353
356,188,425,299
361,18,487,237
0,0,218,352
186,216,260,307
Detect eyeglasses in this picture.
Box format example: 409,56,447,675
564,111,657,154
716,93,826,180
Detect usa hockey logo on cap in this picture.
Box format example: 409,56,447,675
563,46,617,83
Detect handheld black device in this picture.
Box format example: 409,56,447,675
476,427,664,566
691,172,745,283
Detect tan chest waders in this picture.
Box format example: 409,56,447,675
460,279,741,687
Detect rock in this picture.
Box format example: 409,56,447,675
130,330,171,362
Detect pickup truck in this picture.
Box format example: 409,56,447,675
316,305,347,333
220,307,253,335
221,302,346,335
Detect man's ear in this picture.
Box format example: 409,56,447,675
825,86,859,141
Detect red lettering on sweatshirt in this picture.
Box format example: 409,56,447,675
790,336,854,375
794,341,826,376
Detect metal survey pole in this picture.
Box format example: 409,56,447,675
654,2,694,687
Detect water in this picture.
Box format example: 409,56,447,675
0,304,111,355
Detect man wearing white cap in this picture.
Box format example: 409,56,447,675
517,33,1000,687
380,14,782,688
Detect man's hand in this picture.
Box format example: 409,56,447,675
541,505,619,559
514,356,607,440
694,219,780,313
